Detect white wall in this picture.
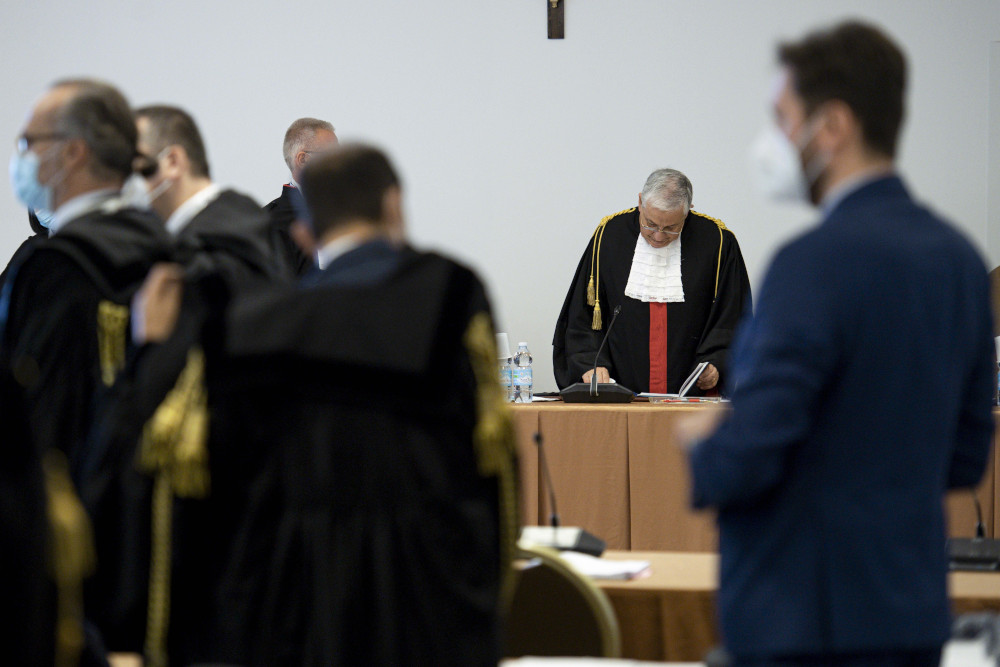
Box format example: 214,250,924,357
1,0,998,390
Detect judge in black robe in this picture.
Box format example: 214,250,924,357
553,205,751,395
145,144,517,667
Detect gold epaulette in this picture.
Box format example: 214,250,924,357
97,300,129,386
691,210,728,300
587,207,635,330
462,312,519,606
691,209,729,232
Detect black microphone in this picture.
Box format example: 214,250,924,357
975,495,987,539
520,430,606,556
535,432,560,528
560,305,634,403
590,304,622,396
947,491,1000,571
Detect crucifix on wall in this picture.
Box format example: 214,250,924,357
548,0,564,39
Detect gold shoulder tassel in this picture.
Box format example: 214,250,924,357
97,300,130,387
462,312,519,606
587,208,634,330
44,449,95,667
137,347,210,667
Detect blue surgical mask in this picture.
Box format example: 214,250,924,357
9,150,54,214
32,208,54,229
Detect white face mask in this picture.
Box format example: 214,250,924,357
749,119,829,204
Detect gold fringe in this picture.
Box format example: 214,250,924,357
97,300,129,387
591,300,602,330
137,348,210,498
137,347,211,667
43,449,95,667
462,312,519,605
586,276,595,307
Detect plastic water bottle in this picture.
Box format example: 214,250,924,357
512,342,533,403
499,356,513,402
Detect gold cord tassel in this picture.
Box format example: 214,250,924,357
586,276,596,306
97,300,129,387
137,346,211,667
591,300,602,330
462,312,519,605
43,449,95,667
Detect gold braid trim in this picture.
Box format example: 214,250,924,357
97,300,129,387
462,312,519,604
589,208,635,330
43,449,95,667
137,347,211,667
692,210,729,300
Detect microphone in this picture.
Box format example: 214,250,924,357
590,304,622,396
560,304,634,403
536,431,560,528
947,491,1000,571
520,430,606,556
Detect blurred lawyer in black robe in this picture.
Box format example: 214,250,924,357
83,104,293,657
554,168,751,395
132,143,517,667
0,209,48,287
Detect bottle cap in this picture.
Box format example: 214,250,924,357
518,341,527,347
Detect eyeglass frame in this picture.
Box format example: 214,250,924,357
16,132,69,155
638,208,684,237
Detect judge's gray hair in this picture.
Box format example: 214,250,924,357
641,168,693,214
283,117,335,172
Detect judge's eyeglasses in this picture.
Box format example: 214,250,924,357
638,212,683,237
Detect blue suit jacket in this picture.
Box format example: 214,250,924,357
689,176,996,657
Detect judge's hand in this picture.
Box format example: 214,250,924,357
582,366,611,384
673,404,728,451
131,263,185,345
696,363,719,390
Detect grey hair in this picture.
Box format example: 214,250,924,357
282,117,335,172
640,168,693,214
50,78,136,181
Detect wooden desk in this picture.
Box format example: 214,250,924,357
596,550,1000,662
511,404,1000,552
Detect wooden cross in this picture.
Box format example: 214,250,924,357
548,0,564,39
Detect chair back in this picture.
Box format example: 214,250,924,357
503,543,621,658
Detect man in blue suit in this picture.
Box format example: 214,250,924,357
678,21,996,667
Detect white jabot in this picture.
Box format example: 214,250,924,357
49,188,119,234
624,234,685,303
165,183,222,235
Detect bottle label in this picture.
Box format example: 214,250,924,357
500,367,512,386
513,368,533,386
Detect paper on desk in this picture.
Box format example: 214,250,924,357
559,551,651,580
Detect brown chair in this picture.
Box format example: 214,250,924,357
503,543,621,658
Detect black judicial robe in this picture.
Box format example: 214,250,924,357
0,210,47,287
168,241,517,667
83,189,292,652
264,184,313,276
0,204,171,660
553,207,751,395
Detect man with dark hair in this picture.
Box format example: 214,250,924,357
678,21,995,667
2,78,172,665
135,105,285,284
133,142,517,666
263,117,338,275
78,105,291,659
554,167,751,395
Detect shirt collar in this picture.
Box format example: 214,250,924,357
820,167,895,218
316,231,368,270
49,188,119,234
165,183,222,234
